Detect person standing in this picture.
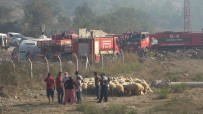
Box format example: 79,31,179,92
55,72,64,104
44,73,55,104
75,71,83,81
64,76,76,105
98,73,110,103
94,72,100,100
63,72,69,104
75,76,82,104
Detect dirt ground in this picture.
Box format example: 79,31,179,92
1,49,203,114
1,87,203,114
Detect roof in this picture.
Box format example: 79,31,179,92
8,32,21,35
0,33,7,35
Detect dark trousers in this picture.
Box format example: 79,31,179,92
57,88,64,104
76,90,81,103
95,85,100,99
99,85,108,102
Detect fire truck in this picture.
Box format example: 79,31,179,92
118,31,152,53
72,35,120,63
149,31,203,50
37,33,78,61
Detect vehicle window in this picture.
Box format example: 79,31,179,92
9,34,14,38
128,34,141,41
25,43,35,45
141,34,146,39
14,34,24,38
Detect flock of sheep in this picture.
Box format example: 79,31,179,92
81,76,153,96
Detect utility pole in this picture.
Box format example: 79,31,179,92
184,0,191,32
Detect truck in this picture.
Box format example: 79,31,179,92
117,31,152,53
18,37,51,62
72,35,120,63
149,31,203,50
36,33,75,61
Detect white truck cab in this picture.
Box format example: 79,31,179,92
0,33,9,50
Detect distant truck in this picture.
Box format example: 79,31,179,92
7,32,31,46
18,37,51,62
72,35,120,63
0,33,9,50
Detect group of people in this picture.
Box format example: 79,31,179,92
44,71,83,104
43,71,110,105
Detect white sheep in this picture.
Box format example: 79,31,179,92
115,84,124,96
123,83,145,96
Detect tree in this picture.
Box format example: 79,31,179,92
73,3,95,29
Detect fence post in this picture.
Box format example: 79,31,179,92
44,57,49,73
74,54,78,71
11,60,15,75
57,56,62,72
28,59,33,78
120,49,125,63
101,54,104,70
85,53,90,71
1,104,3,114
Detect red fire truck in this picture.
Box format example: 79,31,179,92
118,31,151,52
149,31,203,50
72,36,120,63
37,33,77,60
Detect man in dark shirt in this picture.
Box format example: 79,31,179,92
55,72,64,104
94,72,100,100
44,73,55,104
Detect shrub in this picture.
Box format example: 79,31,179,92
157,87,170,99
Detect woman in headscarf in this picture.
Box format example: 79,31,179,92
64,75,76,105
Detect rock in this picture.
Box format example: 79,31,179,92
14,96,18,99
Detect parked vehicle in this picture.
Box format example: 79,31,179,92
8,32,30,46
0,33,9,50
72,35,120,63
18,37,51,62
36,33,74,61
117,31,152,53
149,31,203,50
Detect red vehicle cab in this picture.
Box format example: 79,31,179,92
118,31,151,52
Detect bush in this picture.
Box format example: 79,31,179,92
157,87,170,99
